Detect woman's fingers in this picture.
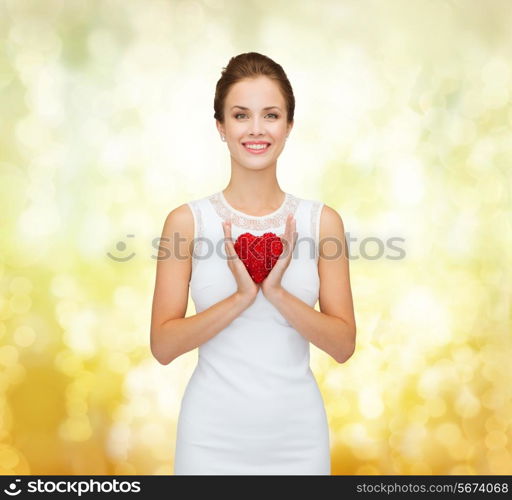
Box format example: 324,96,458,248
222,220,237,259
279,214,296,257
287,213,296,240
291,216,297,245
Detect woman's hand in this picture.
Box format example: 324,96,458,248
261,213,297,299
222,219,260,306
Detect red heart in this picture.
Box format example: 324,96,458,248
234,232,284,283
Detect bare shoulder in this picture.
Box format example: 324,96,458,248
164,203,194,234
318,204,346,257
319,204,344,230
160,203,195,259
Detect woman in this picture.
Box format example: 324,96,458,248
150,52,356,475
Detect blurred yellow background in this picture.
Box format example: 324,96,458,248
1,0,511,475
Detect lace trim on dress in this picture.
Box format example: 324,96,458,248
208,191,300,230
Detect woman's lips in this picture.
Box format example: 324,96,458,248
242,143,271,155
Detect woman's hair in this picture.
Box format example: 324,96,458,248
214,52,295,124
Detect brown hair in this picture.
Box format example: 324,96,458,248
214,52,295,124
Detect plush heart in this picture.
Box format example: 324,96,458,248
234,232,284,283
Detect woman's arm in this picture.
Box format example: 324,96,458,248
264,205,356,363
153,293,253,365
150,205,253,365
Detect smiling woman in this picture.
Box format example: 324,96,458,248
149,52,356,475
216,72,292,168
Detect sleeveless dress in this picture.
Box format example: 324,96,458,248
173,190,330,475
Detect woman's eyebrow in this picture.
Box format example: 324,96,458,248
231,105,281,111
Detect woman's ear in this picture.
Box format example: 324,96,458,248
286,120,294,137
216,120,225,139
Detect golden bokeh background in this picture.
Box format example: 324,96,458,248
1,0,511,475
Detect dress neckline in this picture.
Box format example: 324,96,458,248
219,190,289,219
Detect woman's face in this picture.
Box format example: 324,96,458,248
217,76,293,170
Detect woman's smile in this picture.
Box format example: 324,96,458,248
242,141,272,154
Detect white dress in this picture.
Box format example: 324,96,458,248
173,190,330,475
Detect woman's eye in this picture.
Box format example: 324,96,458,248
234,113,279,119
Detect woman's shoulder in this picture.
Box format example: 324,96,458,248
294,194,344,237
318,203,346,243
164,191,220,240
162,202,195,242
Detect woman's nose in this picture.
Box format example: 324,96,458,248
248,117,264,135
